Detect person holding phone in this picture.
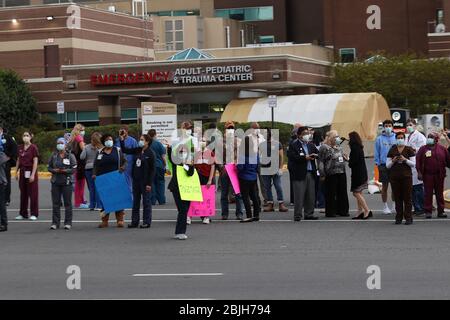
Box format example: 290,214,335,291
386,132,416,225
287,126,319,221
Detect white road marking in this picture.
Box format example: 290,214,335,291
132,273,224,277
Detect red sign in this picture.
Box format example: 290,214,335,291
90,71,171,86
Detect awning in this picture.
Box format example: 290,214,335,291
220,93,391,141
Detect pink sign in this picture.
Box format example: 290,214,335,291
188,185,216,217
224,164,241,195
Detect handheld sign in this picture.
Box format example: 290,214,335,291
188,185,216,217
224,163,241,194
176,166,203,202
95,171,132,213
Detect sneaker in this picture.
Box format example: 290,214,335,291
236,215,243,221
0,225,7,232
391,205,396,214
139,224,151,228
64,225,71,230
383,207,392,215
78,204,89,209
186,217,192,225
29,216,38,221
50,225,58,230
202,217,210,224
5,202,9,207
15,215,26,220
174,234,188,240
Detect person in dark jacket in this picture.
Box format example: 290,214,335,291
0,151,9,232
47,137,77,230
237,136,260,223
348,132,372,220
0,124,17,207
120,133,156,228
287,123,302,205
287,126,319,221
168,142,195,240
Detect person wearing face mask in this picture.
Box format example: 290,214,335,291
120,134,155,228
47,138,77,230
374,119,397,214
318,130,349,218
218,121,245,220
287,123,302,206
93,134,127,228
246,122,266,207
405,119,427,216
386,132,416,225
68,124,88,209
15,131,39,220
115,125,138,193
0,124,17,207
287,126,319,221
80,132,103,211
167,142,195,240
416,132,450,219
147,129,167,206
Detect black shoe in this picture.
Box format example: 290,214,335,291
405,220,413,225
294,217,301,222
139,224,151,228
221,216,228,221
127,224,139,228
425,214,432,219
325,214,337,218
240,218,253,223
352,212,364,220
5,202,9,207
252,217,260,222
395,220,402,225
305,216,318,220
0,225,7,232
414,211,424,216
437,213,447,219
368,211,373,218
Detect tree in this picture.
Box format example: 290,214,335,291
0,69,38,133
329,54,450,116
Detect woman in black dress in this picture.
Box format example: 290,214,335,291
348,131,372,219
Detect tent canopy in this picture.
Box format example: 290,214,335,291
220,93,391,141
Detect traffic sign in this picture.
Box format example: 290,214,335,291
57,101,65,114
268,95,277,108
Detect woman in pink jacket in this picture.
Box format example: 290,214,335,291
416,132,450,219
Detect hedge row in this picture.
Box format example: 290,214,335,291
20,122,297,164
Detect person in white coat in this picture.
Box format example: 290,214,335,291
406,119,427,215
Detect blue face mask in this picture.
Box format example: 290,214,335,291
105,140,113,148
426,138,435,145
385,127,392,135
396,139,405,146
138,140,145,148
56,143,65,151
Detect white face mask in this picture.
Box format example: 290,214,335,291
185,129,192,136
56,143,65,151
302,134,310,142
104,140,113,148
80,130,86,136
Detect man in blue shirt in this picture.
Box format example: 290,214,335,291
115,125,138,192
374,119,397,214
148,129,167,205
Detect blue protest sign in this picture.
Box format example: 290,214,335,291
95,170,132,214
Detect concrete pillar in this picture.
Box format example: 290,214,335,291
98,96,121,125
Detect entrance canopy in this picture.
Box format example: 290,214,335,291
220,92,391,141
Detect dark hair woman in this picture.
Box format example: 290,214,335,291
93,134,127,228
386,131,416,225
348,131,372,219
119,134,155,229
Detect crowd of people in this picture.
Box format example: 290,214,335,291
0,118,449,238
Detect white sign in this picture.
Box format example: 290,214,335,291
57,101,65,114
268,95,277,108
173,65,253,85
141,102,177,144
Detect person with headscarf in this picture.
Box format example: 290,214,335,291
416,132,450,219
386,132,416,225
47,137,77,230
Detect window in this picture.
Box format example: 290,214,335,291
437,9,444,24
259,35,275,44
149,10,200,17
215,6,274,22
165,20,184,51
4,0,30,6
339,48,356,63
